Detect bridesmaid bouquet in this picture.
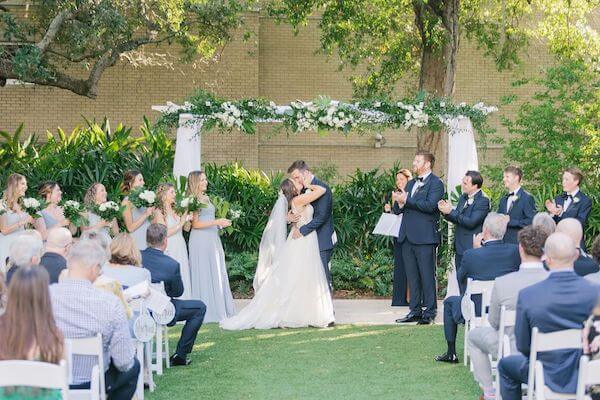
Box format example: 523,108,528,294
175,195,206,214
93,201,123,222
22,197,46,217
210,196,242,235
0,200,6,216
62,200,88,227
129,187,157,209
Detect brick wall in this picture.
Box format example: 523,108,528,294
1,11,592,178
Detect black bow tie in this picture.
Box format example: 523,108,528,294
562,192,573,200
508,192,515,197
416,177,424,182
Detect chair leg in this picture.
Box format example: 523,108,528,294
464,321,470,366
135,341,145,400
156,325,163,376
164,326,170,369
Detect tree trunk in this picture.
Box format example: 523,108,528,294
414,0,460,176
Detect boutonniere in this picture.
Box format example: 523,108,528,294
467,198,474,206
573,197,580,204
511,195,519,202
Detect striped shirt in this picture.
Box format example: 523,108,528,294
50,278,135,385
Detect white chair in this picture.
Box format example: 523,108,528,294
150,282,171,375
527,327,582,400
66,333,106,400
494,305,517,400
0,359,70,399
575,356,600,400
129,296,154,398
463,279,496,366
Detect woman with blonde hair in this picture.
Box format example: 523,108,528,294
102,232,150,289
0,174,33,272
34,181,73,240
0,266,64,398
187,170,235,322
121,170,154,251
153,183,192,299
81,182,119,243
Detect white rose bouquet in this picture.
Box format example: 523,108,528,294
22,197,46,218
129,188,157,209
93,201,123,222
0,200,7,216
62,200,88,227
175,195,206,214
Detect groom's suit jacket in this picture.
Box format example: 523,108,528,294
397,173,445,245
299,176,335,252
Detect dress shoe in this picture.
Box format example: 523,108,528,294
170,354,192,366
395,314,422,323
327,321,335,327
434,352,459,363
417,317,433,325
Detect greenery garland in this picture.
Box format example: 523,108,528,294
156,90,497,136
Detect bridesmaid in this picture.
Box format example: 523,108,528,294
82,182,119,244
0,174,34,272
153,183,192,299
121,170,154,251
187,170,235,322
34,181,73,239
384,168,412,307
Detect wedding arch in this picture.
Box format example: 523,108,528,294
152,90,498,298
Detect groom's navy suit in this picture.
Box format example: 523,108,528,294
497,187,536,244
299,176,335,291
397,172,445,319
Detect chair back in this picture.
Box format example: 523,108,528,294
66,333,106,400
527,327,582,400
576,356,600,400
0,359,69,399
497,305,517,359
465,279,495,327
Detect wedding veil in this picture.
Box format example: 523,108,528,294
253,192,288,292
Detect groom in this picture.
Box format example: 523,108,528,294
288,160,335,292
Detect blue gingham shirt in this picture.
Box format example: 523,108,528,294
50,278,135,385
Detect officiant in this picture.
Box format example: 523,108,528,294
384,168,413,306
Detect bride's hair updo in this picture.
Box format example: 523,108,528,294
279,179,298,209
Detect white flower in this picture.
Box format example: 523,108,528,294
374,101,381,108
229,209,242,220
440,101,446,108
23,198,40,208
205,101,211,107
573,197,580,203
269,101,277,108
64,200,80,208
467,198,474,206
248,101,254,107
459,102,466,107
139,190,156,204
180,197,191,208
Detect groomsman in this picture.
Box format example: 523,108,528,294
438,170,490,294
395,151,445,325
497,166,536,244
545,167,592,248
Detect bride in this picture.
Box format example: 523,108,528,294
220,176,335,330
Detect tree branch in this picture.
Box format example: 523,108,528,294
36,10,72,54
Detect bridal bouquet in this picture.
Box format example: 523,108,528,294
22,197,46,218
93,201,123,222
128,188,157,209
62,200,88,227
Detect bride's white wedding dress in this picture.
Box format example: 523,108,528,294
220,202,335,330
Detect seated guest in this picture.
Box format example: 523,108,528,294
51,240,139,399
436,213,520,363
40,227,72,284
438,170,490,294
5,232,44,284
498,233,599,400
103,232,151,289
141,223,207,366
545,167,592,248
497,166,536,244
0,266,64,398
585,235,600,285
467,226,549,400
556,218,599,276
532,212,556,235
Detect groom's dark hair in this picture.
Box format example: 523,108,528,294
287,160,309,173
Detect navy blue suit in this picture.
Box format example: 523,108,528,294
574,251,599,276
444,190,490,294
397,173,445,318
497,188,536,244
553,191,592,248
443,240,520,343
498,271,599,399
299,176,335,290
141,247,206,358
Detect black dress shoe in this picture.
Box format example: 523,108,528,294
417,317,433,325
435,353,459,363
327,321,335,327
170,354,192,366
395,314,422,323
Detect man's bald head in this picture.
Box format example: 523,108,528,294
45,227,73,256
544,232,578,270
556,218,583,248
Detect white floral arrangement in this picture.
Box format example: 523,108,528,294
62,200,88,227
229,208,243,220
129,188,156,209
212,102,244,129
175,195,206,214
22,197,45,217
93,201,123,222
398,101,429,129
0,199,6,216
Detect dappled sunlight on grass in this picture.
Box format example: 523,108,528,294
290,327,398,344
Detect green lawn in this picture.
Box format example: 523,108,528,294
146,323,481,400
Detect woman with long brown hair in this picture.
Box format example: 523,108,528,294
121,170,154,251
187,170,235,322
153,183,192,299
34,181,73,240
0,266,64,398
82,182,119,244
0,174,34,272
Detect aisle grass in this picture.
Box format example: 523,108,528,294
147,323,480,400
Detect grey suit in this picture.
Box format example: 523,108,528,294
468,263,548,389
